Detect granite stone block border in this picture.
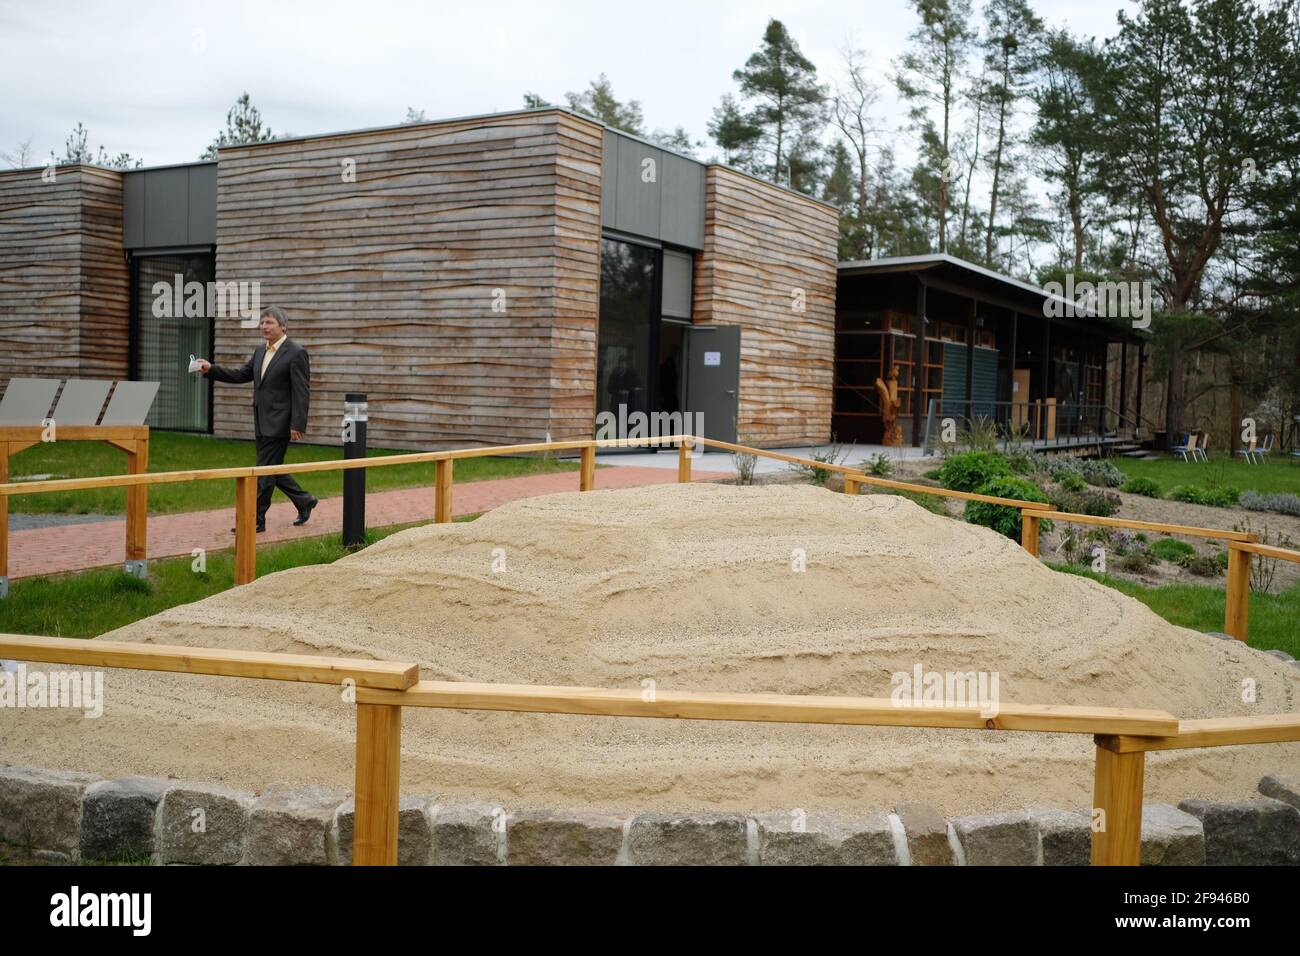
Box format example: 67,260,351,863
2,764,1298,865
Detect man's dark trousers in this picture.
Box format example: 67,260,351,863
255,436,313,521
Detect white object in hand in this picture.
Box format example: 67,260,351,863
188,354,203,373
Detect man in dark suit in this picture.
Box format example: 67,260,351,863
196,306,318,533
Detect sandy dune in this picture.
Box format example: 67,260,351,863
3,483,1297,815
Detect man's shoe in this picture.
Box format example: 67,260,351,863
293,498,319,527
231,523,267,534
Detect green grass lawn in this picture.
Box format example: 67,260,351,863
1113,454,1300,496
6,431,580,516
1047,561,1300,658
0,519,483,638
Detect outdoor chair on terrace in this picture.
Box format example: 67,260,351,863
1172,432,1199,462
1236,437,1260,464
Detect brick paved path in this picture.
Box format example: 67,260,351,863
6,465,729,580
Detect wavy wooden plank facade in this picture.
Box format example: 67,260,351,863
213,110,604,448
0,166,129,385
695,166,837,446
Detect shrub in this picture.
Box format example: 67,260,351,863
1205,487,1240,507
963,477,1051,540
1180,554,1223,577
732,452,757,485
1167,485,1207,505
1004,448,1035,475
1120,477,1162,498
1049,487,1122,517
1240,490,1300,516
1080,459,1125,488
1118,550,1156,574
1150,538,1195,563
863,452,893,476
937,451,1012,493
1167,485,1240,508
1039,455,1082,482
1058,473,1088,492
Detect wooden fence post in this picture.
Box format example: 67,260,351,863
580,445,596,491
125,438,148,569
234,475,257,585
844,476,860,496
677,439,692,483
1090,738,1145,866
353,702,401,866
435,459,453,523
1021,510,1041,556
1224,543,1251,642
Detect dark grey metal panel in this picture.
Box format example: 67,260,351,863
122,174,145,248
662,249,693,319
143,167,189,248
613,134,661,238
660,153,705,250
186,165,217,245
122,163,217,250
601,134,617,226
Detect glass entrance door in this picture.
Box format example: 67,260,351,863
131,253,215,432
596,238,657,424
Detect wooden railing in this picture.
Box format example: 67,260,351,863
1,633,1297,867
3,434,1298,646
0,434,1053,588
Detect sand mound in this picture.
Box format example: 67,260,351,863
3,483,1298,815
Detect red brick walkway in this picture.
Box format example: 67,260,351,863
6,466,729,580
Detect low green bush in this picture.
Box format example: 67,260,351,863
1180,554,1223,577
1150,538,1196,563
964,477,1052,540
1167,485,1240,507
1118,550,1156,574
1049,487,1123,517
1081,459,1126,488
1058,473,1088,492
863,452,893,476
936,451,1012,493
1120,477,1162,498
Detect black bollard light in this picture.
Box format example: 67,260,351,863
342,393,367,549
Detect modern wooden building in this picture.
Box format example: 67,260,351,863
0,108,839,449
835,255,1147,449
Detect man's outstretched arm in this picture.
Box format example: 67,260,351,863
197,356,254,384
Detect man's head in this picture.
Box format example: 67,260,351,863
259,306,287,343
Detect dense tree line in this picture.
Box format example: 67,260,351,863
529,0,1300,442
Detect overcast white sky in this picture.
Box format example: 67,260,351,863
0,0,1135,169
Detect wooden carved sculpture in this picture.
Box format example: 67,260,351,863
876,364,904,446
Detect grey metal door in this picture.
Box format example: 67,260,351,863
685,325,740,444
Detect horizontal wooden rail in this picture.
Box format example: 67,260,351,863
357,680,1179,736
1021,509,1258,543
7,634,1299,867
0,633,418,689
1231,540,1300,563
0,434,688,496
1097,714,1300,754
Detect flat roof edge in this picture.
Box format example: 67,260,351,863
215,106,604,154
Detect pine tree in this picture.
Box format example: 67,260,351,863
201,93,276,160
729,19,827,185
895,0,975,252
